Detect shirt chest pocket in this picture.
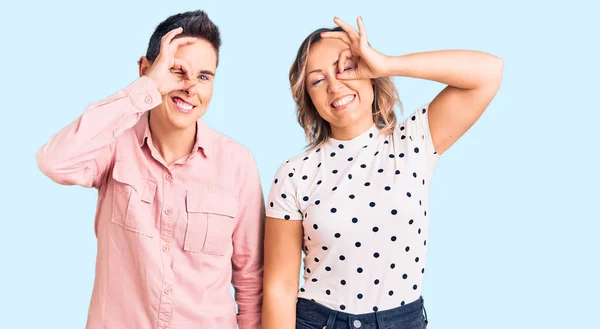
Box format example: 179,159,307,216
110,163,157,238
184,190,237,256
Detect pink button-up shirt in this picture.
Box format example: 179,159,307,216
36,76,265,329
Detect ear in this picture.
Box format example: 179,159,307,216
138,56,151,77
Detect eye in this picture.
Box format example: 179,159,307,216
343,66,354,71
199,75,209,81
311,78,324,86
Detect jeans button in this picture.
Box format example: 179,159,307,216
353,319,362,328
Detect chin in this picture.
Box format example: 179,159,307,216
168,113,201,130
327,106,367,125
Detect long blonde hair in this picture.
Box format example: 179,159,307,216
289,26,402,149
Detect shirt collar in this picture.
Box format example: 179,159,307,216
135,112,212,157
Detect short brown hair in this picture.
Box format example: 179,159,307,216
146,10,221,65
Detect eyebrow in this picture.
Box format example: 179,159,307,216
199,70,215,76
307,60,339,75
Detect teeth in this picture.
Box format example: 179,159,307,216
175,99,193,111
332,95,354,108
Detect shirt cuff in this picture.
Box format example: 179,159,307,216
236,313,261,329
124,76,162,112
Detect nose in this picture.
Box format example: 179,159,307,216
327,76,345,93
183,85,197,97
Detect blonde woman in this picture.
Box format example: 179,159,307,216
262,17,503,329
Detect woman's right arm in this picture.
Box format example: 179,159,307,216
36,77,161,188
37,27,199,189
262,217,304,329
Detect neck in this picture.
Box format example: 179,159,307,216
148,112,197,165
331,117,375,141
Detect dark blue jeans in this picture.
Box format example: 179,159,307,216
296,296,428,329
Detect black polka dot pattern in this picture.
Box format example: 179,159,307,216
265,105,439,314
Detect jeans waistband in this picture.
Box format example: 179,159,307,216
296,296,428,328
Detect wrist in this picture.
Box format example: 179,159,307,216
144,71,164,95
384,55,409,77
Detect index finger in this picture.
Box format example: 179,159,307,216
337,48,353,74
333,17,359,39
161,27,183,44
320,31,351,45
169,36,198,51
172,58,193,80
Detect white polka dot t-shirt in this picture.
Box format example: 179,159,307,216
266,104,440,314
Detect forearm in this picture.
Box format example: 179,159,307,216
37,76,161,187
231,231,264,329
384,50,504,90
262,289,298,329
232,246,264,328
233,266,264,329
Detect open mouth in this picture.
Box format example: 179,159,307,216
171,97,196,113
330,95,356,110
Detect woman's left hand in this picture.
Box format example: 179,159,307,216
321,16,390,80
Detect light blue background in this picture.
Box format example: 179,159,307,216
1,0,598,328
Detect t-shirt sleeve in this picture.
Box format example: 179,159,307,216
399,103,440,174
265,160,303,220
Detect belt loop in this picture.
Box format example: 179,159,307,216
326,309,338,329
375,309,385,329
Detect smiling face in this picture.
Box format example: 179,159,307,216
304,38,375,139
142,38,217,131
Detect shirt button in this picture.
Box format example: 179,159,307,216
164,288,172,295
353,319,362,328
162,245,170,252
164,208,172,215
165,174,172,181
144,96,152,104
